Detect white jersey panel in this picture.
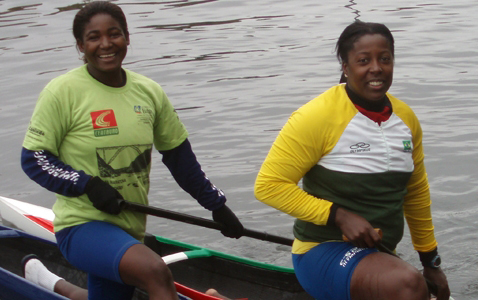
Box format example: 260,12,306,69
319,112,414,173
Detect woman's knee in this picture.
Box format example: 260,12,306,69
351,254,428,300
376,265,428,300
145,257,174,285
394,267,428,298
119,244,174,289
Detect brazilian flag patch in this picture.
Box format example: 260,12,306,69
402,140,412,152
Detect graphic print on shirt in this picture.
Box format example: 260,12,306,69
90,109,119,137
96,144,152,189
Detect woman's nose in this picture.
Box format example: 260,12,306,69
370,59,383,73
100,37,112,48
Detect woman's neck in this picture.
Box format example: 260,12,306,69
345,84,389,112
86,65,126,87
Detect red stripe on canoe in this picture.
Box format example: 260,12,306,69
25,215,54,233
175,282,248,300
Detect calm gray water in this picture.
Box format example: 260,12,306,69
1,1,477,298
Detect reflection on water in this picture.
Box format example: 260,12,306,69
345,0,360,21
163,0,219,9
0,3,41,15
47,3,84,15
139,14,290,31
0,1,477,298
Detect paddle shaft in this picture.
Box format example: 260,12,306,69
120,200,294,246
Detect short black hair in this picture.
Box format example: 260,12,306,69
336,20,394,64
73,1,129,42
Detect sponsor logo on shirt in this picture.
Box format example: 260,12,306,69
90,109,119,137
134,105,154,124
349,142,371,153
402,140,412,152
27,126,45,137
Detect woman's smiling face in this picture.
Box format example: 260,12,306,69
342,34,394,102
77,13,129,83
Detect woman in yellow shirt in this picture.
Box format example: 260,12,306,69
255,20,450,300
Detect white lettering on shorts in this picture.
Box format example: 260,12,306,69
339,247,366,267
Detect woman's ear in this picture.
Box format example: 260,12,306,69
342,62,348,78
77,39,85,53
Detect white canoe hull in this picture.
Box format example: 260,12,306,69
0,196,55,242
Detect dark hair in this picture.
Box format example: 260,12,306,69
336,20,394,64
73,1,129,43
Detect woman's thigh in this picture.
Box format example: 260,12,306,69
56,221,141,283
293,242,378,300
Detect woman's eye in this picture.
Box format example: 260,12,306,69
111,32,123,38
380,57,392,64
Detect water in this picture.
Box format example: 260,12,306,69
1,0,477,298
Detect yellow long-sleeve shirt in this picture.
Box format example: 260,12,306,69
255,84,437,254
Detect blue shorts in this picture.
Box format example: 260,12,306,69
292,242,378,300
56,221,141,300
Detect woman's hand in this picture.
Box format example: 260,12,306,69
423,267,450,300
85,176,123,215
335,207,381,248
212,205,244,239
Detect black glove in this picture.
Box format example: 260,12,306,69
212,205,244,239
85,177,123,215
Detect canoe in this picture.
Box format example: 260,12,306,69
0,196,311,300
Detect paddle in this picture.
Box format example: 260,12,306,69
119,200,294,246
343,229,439,296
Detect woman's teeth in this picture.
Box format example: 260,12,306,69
369,81,383,86
100,53,115,58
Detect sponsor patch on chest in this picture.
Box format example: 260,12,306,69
349,142,371,153
133,105,154,124
402,140,412,152
90,109,119,137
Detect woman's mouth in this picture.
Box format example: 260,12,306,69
369,80,383,87
99,53,116,59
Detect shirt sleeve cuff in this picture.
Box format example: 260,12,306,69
418,247,438,265
326,203,340,226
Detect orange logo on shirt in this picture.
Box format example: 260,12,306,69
90,110,118,129
90,110,119,137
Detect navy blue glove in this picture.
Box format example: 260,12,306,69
85,177,123,215
212,205,244,239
